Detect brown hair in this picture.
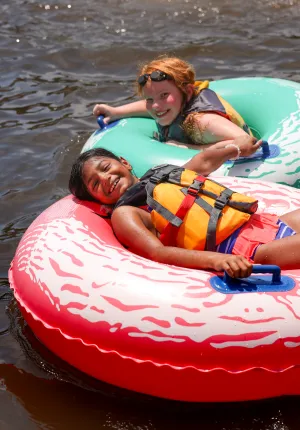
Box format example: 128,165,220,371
136,55,197,97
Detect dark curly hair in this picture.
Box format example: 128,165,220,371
69,148,120,201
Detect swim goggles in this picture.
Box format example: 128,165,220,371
137,70,172,86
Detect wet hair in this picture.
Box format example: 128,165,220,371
136,55,196,98
69,148,120,202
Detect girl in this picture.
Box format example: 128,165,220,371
93,55,252,152
69,135,300,279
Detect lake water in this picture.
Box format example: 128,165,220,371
1,0,300,428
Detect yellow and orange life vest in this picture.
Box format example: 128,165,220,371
115,165,258,251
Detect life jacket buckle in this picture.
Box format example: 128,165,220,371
150,173,172,184
150,174,169,184
187,186,199,196
149,176,160,184
214,196,228,210
187,179,204,196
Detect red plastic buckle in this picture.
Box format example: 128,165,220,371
187,186,198,196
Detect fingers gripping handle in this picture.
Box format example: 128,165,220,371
97,115,106,130
261,140,270,158
224,264,281,284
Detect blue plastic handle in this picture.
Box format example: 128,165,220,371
224,264,281,284
97,115,106,130
261,140,270,158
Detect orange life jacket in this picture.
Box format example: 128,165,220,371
115,165,258,251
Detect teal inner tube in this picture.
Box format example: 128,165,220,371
82,77,300,187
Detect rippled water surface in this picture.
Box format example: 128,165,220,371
1,0,300,428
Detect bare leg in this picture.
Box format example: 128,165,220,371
279,208,300,233
254,233,300,270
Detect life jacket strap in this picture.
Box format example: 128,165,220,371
147,194,183,228
186,177,205,195
159,175,205,246
181,189,213,215
206,188,234,251
146,165,184,228
159,193,196,246
148,165,178,185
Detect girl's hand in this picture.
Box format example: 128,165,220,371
92,104,119,123
235,136,263,157
213,254,253,278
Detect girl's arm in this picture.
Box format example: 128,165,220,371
93,100,150,124
112,206,252,278
183,135,262,175
183,112,251,147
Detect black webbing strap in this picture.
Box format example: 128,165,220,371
146,194,183,227
146,166,178,200
145,165,184,227
205,188,234,251
148,165,179,186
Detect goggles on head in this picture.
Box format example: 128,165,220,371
137,70,172,87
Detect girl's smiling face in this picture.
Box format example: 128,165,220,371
82,156,138,204
142,80,185,126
